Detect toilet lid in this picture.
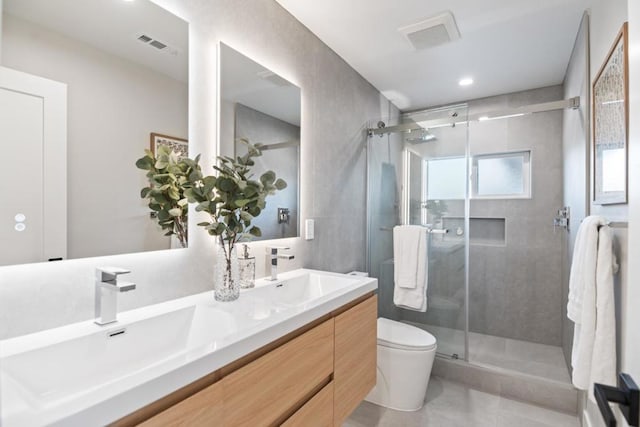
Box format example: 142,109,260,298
377,318,437,351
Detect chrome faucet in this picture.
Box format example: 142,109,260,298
95,267,136,325
267,247,294,281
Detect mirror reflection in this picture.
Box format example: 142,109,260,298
0,0,188,266
219,43,300,240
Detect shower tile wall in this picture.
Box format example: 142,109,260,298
467,85,564,346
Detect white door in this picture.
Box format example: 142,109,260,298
0,67,67,266
0,86,44,264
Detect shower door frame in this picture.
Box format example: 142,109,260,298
366,96,581,364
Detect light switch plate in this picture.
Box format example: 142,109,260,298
305,219,314,240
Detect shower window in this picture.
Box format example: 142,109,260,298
425,157,466,200
472,150,531,198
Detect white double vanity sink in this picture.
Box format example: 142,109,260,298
1,270,378,426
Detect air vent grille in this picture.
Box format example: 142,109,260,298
256,70,290,87
399,11,460,51
135,33,178,56
149,40,167,50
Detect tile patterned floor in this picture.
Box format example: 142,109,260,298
344,377,580,427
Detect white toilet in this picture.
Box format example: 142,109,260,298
365,317,437,411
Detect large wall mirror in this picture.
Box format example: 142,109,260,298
219,43,300,240
0,0,188,266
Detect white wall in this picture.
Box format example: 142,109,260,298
589,0,628,223
0,0,3,62
584,0,631,425
621,0,640,426
0,0,395,339
2,14,188,258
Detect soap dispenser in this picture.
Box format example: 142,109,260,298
238,244,256,289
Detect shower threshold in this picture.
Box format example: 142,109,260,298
406,322,571,384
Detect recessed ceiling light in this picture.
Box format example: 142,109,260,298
458,77,473,86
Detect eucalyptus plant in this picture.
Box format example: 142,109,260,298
184,140,287,269
135,145,203,248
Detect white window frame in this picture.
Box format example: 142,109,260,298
471,150,531,199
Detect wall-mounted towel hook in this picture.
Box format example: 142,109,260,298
594,373,639,427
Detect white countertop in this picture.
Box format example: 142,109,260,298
0,269,377,426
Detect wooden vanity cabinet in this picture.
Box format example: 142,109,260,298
125,294,377,427
333,295,377,425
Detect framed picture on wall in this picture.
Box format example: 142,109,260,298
592,22,629,205
150,133,188,157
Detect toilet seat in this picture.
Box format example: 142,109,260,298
377,318,437,351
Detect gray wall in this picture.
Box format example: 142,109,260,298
467,85,565,346
561,13,590,371
0,0,396,339
235,104,300,240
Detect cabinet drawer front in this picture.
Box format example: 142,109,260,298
138,380,223,427
281,381,334,427
222,319,334,427
334,296,377,424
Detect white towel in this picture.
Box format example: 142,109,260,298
393,225,428,311
569,216,617,399
567,216,605,322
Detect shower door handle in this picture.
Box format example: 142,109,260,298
427,228,449,235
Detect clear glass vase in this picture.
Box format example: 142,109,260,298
215,243,239,302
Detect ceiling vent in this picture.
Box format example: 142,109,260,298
256,70,290,87
135,33,179,56
398,11,460,51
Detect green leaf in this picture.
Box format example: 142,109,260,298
140,187,151,198
249,226,262,237
168,208,182,217
260,171,276,185
135,156,154,170
155,159,169,169
217,177,235,192
168,187,180,200
274,178,287,190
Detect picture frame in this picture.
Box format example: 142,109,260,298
150,132,188,157
592,22,629,205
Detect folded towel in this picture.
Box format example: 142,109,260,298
393,225,428,311
569,217,617,398
393,225,425,289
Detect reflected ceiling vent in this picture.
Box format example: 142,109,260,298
256,70,289,87
135,33,179,56
398,11,460,51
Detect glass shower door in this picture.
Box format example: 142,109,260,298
400,105,468,359
367,105,469,360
